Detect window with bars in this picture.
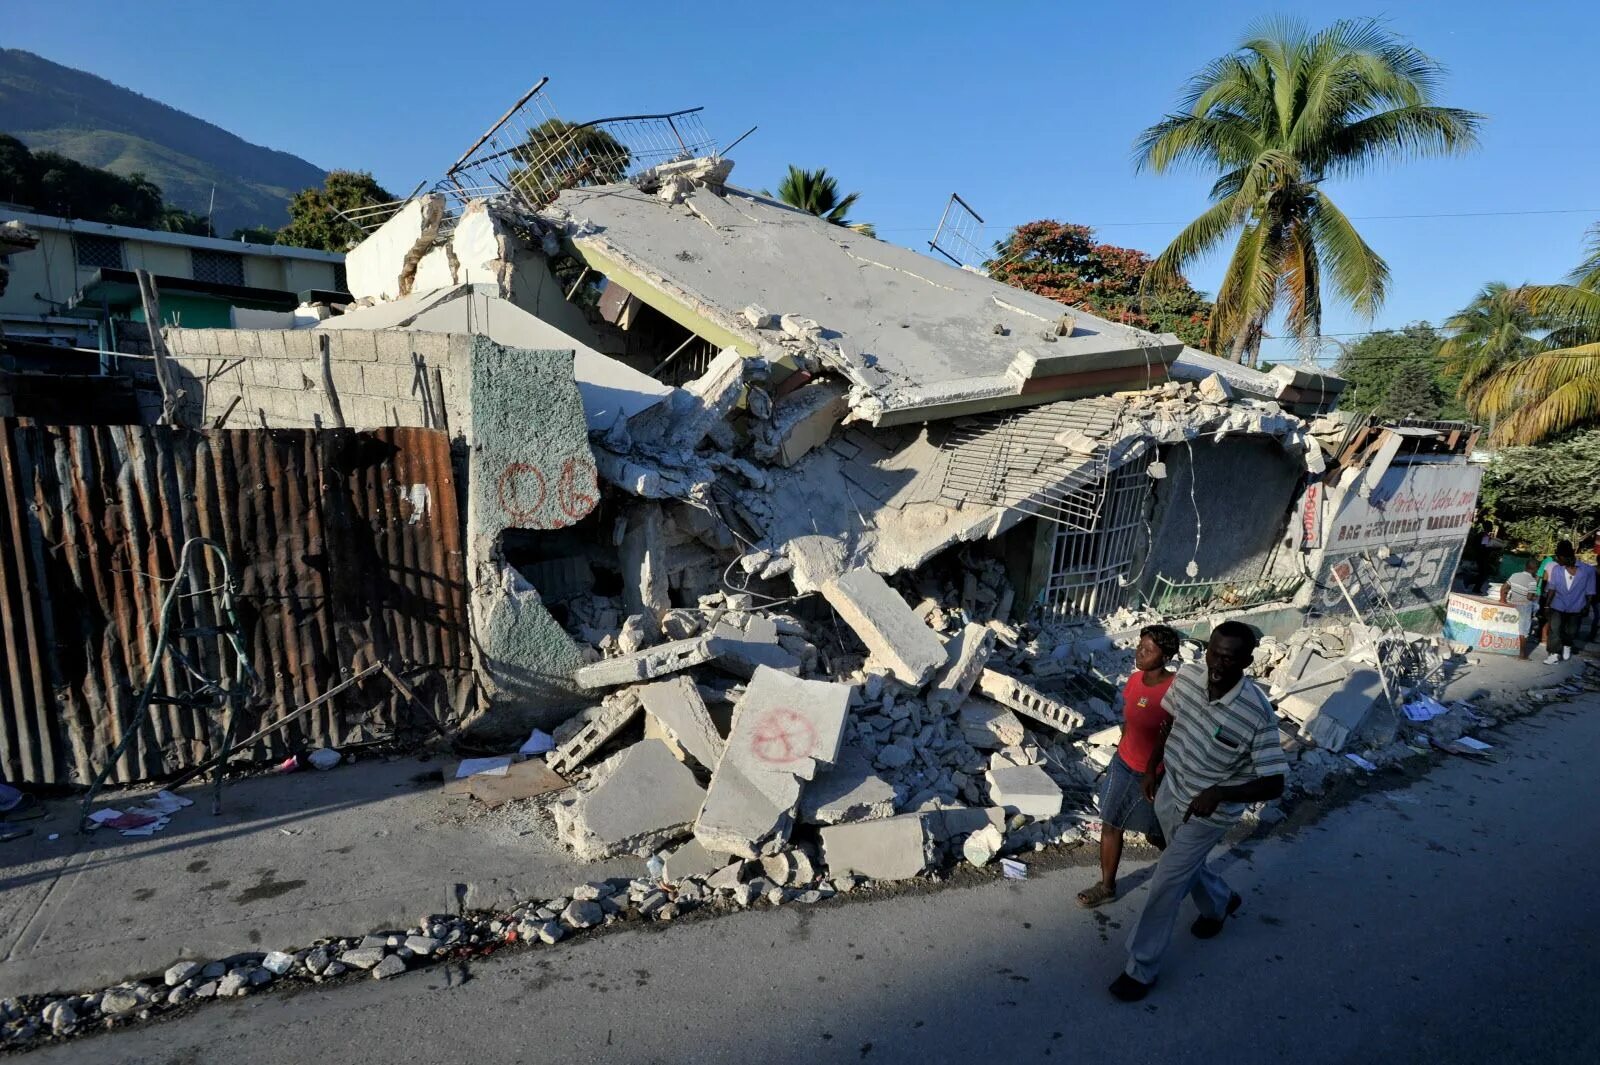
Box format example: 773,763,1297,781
1040,454,1153,622
74,234,124,269
191,249,246,286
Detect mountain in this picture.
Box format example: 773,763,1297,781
0,48,326,235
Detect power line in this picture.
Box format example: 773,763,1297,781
875,206,1600,236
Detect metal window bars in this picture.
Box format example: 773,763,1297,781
1039,454,1153,622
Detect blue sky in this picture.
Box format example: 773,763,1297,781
8,1,1597,364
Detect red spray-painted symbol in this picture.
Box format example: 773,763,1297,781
496,462,548,525
748,707,817,767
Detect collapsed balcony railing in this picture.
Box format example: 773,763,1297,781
1141,573,1306,617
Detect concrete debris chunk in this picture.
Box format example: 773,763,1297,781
1198,372,1235,403
561,899,604,929
706,614,803,680
547,691,643,775
373,955,408,980
164,961,203,987
340,947,385,971
820,568,946,687
962,823,1006,866
959,698,1027,749
660,837,729,882
818,813,937,881
573,636,719,691
799,743,898,825
985,764,1063,819
694,667,852,858
977,669,1085,735
742,304,779,329
1278,661,1385,752
553,740,707,860
638,675,726,772
928,623,997,714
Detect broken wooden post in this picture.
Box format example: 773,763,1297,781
134,268,186,427
318,333,347,429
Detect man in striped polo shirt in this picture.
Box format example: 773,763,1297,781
1109,620,1288,1001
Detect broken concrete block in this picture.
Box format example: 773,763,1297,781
660,837,729,882
742,304,779,329
706,614,803,679
1198,372,1235,403
985,764,1063,819
962,823,1005,867
638,675,725,772
977,669,1085,735
928,623,997,714
694,667,852,858
821,568,946,687
620,503,670,622
573,636,719,691
771,381,849,467
547,691,643,776
818,813,937,881
925,804,1006,842
1278,662,1384,752
779,313,822,340
800,743,898,825
959,698,1027,749
553,740,707,860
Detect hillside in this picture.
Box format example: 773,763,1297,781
0,48,325,234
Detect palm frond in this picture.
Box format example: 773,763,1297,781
1318,105,1483,176
1487,359,1600,444
1307,191,1389,316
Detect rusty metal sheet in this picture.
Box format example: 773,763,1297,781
0,419,473,786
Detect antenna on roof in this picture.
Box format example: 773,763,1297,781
928,193,988,273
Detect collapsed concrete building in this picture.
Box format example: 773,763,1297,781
0,87,1485,888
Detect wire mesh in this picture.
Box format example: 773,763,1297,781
928,193,989,271
341,81,719,234
1142,574,1305,617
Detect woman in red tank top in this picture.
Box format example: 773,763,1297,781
1077,624,1180,908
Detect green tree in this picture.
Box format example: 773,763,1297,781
1134,18,1481,364
506,119,630,207
277,170,395,252
1333,323,1465,420
156,206,213,236
775,165,874,236
1470,225,1600,444
1439,281,1549,401
986,220,1213,347
1480,428,1600,554
0,134,168,227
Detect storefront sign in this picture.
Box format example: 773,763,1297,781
1326,462,1483,552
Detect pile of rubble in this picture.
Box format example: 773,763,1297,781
535,562,1112,885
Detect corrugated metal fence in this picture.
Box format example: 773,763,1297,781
0,420,473,786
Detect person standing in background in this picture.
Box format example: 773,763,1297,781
1542,541,1596,664
1500,556,1541,660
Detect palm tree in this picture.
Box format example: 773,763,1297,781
1439,282,1548,401
1135,18,1481,364
1470,225,1600,444
775,166,875,237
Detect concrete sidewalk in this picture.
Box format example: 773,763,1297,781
0,755,636,998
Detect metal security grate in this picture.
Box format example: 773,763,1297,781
75,234,124,269
939,400,1127,531
1040,453,1153,622
191,249,245,286
1143,574,1305,617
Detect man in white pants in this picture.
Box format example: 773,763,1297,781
1109,621,1288,1001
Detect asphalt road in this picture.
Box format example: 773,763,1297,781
33,696,1600,1065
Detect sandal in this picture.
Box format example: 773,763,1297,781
1077,882,1116,908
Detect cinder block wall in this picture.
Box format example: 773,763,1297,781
160,327,471,434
